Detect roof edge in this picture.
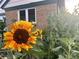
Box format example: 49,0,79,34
4,0,57,11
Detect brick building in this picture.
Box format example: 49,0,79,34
4,0,65,29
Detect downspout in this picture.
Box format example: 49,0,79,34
57,0,59,14
57,0,65,14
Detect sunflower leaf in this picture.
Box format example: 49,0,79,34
7,50,13,59
29,46,46,59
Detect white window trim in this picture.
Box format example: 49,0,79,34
17,10,20,22
25,9,28,22
17,8,37,24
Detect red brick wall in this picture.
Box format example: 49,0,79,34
36,3,57,29
5,10,18,26
5,3,57,29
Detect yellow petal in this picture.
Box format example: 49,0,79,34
4,37,13,40
28,37,36,42
40,35,42,39
22,43,29,51
28,44,33,48
4,32,13,37
22,43,32,51
32,31,38,36
4,45,9,49
32,41,36,44
31,36,37,40
18,47,21,52
9,41,15,48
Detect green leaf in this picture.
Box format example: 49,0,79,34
52,46,62,52
58,55,65,59
7,50,13,59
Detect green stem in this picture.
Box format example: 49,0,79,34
67,44,71,59
48,32,53,59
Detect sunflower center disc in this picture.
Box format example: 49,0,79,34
13,29,29,44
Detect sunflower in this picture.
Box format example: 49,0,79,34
3,20,41,52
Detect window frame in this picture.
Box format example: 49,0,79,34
18,8,37,24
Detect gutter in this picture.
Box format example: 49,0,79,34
0,0,6,8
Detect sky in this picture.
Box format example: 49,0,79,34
65,0,79,13
0,8,5,20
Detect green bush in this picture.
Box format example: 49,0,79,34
42,11,79,59
0,20,5,29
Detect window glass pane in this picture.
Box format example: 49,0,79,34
20,10,26,20
28,9,35,22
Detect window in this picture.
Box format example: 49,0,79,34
20,10,26,20
28,9,35,22
18,8,36,22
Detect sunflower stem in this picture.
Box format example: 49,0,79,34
21,52,27,59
